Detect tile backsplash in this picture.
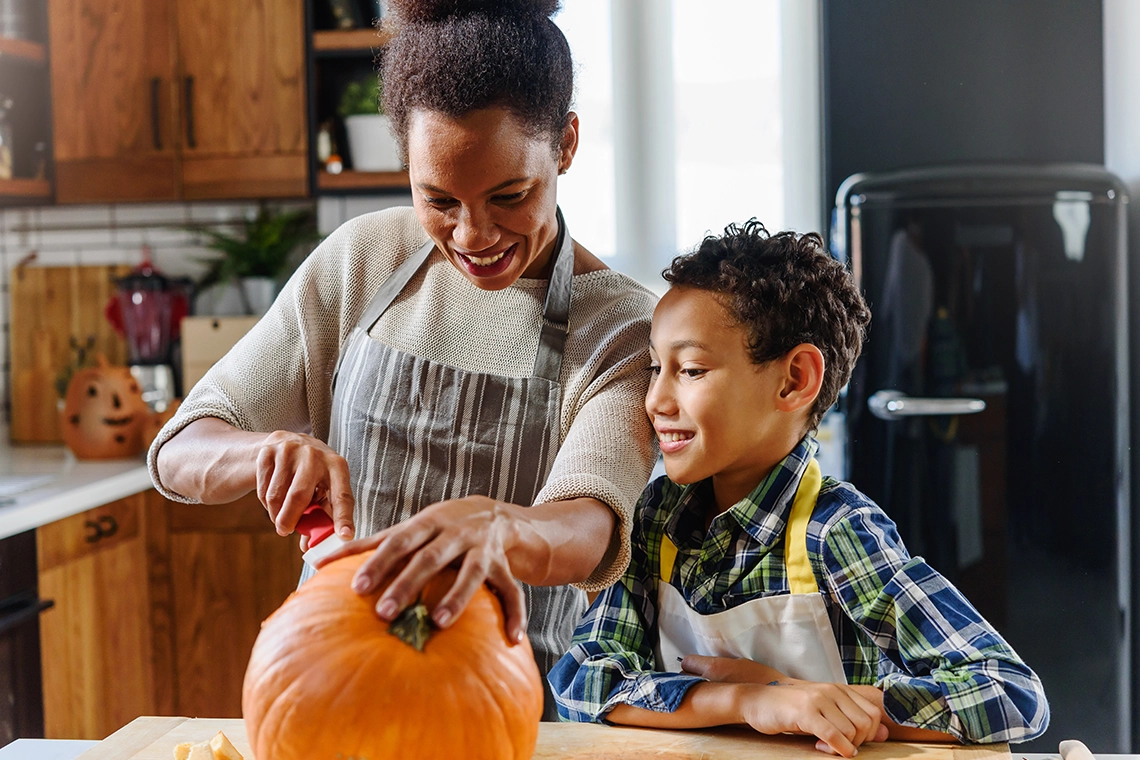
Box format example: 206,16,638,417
0,193,412,427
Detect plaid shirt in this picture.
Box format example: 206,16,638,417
549,437,1049,743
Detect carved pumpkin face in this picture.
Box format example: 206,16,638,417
60,359,150,459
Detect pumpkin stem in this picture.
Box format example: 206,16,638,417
388,601,433,652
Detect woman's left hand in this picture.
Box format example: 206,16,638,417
316,495,529,644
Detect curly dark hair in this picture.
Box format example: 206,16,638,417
381,0,573,159
663,220,871,431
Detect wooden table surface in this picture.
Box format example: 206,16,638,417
76,717,1010,760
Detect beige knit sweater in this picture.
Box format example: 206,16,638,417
148,207,658,589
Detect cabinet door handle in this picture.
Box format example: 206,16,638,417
97,514,119,539
84,519,101,543
150,77,162,150
184,76,197,149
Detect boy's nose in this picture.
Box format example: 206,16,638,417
645,376,676,418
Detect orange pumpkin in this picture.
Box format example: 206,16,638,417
242,554,543,760
59,357,150,459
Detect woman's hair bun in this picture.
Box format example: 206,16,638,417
386,0,560,24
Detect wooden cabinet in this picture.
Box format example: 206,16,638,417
37,494,155,739
47,0,307,204
47,0,179,203
37,490,303,740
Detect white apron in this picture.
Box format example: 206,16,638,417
654,459,847,683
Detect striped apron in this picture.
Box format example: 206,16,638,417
318,209,585,720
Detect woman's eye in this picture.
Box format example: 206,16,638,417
492,192,525,204
423,196,456,208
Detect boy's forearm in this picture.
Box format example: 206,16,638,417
606,682,743,729
847,685,956,742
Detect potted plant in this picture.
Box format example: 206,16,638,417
338,77,402,172
193,205,318,316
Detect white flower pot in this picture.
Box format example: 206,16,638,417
344,114,402,171
194,278,277,317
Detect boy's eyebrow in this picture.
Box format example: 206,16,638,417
649,339,712,352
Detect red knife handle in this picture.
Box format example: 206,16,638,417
295,505,335,547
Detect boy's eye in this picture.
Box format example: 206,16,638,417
648,365,661,376
681,368,707,379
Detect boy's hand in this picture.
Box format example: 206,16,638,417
681,654,795,685
737,682,888,758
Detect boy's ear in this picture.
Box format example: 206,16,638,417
775,344,825,415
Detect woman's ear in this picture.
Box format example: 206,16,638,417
775,344,825,415
558,112,580,175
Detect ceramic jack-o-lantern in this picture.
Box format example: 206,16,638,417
60,356,150,459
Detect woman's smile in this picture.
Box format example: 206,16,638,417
455,243,518,278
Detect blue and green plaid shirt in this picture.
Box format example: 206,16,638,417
549,437,1049,743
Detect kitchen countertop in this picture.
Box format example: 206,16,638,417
0,433,152,541
0,740,1131,760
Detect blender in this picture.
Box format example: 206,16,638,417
105,251,190,412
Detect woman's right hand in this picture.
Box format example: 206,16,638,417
255,430,356,541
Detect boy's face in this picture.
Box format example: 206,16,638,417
648,286,799,503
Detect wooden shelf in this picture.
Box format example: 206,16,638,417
312,28,391,53
0,177,51,198
318,169,409,191
0,36,46,64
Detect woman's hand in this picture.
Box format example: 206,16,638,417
255,430,356,541
317,495,529,644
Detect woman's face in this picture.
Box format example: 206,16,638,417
406,107,577,291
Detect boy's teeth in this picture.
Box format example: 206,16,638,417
465,250,507,266
659,432,692,443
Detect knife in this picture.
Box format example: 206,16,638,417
296,505,347,568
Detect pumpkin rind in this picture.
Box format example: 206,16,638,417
242,554,543,760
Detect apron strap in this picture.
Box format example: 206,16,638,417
533,207,575,383
356,237,437,333
657,458,823,594
785,459,822,595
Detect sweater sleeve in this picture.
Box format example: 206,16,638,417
534,283,657,590
146,208,425,502
818,505,1050,743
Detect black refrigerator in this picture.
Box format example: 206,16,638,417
832,165,1130,751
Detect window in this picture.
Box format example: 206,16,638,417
557,0,821,288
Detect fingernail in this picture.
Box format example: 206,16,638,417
376,599,397,619
434,609,451,627
339,525,354,538
351,574,371,593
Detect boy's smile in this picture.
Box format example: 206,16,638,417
648,286,811,513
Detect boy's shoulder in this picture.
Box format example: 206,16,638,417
809,477,910,560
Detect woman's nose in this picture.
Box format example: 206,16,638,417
453,206,498,251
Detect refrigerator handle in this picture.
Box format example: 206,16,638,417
868,390,986,420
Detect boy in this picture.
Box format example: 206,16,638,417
549,221,1048,756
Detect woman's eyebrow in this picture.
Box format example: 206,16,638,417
417,178,528,195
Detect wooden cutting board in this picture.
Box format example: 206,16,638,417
9,263,131,443
77,716,1010,760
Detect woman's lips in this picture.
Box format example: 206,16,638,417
657,430,694,454
456,244,517,278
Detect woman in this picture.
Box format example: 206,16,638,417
149,0,657,718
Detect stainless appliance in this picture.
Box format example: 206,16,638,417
0,530,52,747
833,165,1129,751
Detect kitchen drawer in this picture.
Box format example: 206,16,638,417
36,495,142,573
180,316,260,392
